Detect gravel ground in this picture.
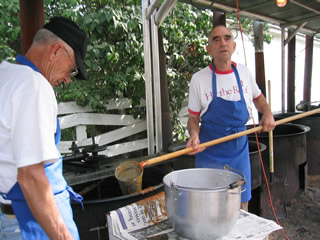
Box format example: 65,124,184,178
268,175,320,240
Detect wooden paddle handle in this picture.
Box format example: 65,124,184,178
142,108,320,167
268,81,274,182
142,126,262,167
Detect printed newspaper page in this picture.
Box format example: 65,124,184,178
107,192,168,240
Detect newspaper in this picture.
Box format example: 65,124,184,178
107,191,282,240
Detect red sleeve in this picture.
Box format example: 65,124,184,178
188,108,200,115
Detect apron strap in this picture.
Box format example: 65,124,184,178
55,118,61,146
231,64,246,101
211,63,246,102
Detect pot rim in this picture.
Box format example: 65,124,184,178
163,168,243,191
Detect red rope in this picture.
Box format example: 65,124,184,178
236,0,243,35
236,0,247,66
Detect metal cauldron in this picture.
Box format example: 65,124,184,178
274,112,320,175
163,168,244,240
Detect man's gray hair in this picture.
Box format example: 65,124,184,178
33,28,61,45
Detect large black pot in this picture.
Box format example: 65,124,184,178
168,142,195,170
71,163,173,240
274,112,320,175
248,141,266,190
247,123,310,203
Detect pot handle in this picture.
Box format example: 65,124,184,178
224,164,247,185
170,180,183,199
229,187,246,194
241,187,246,193
229,179,246,189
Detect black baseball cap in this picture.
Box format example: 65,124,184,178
43,17,88,80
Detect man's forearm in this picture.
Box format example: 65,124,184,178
253,95,276,131
17,163,73,240
187,116,200,137
254,95,272,115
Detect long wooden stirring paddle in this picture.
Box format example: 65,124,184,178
140,108,320,168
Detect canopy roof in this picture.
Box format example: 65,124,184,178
181,0,320,37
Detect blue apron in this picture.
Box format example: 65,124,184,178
0,55,83,239
196,63,251,202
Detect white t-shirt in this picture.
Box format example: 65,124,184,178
188,63,262,119
0,61,59,194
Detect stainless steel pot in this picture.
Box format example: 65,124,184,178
163,168,244,240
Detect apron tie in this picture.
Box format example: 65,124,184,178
225,127,241,148
232,127,240,148
66,186,84,210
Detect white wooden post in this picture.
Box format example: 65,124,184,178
76,125,87,141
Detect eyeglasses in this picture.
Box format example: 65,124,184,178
63,46,78,78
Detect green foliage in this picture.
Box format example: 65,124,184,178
48,1,146,112
0,0,20,61
161,3,213,140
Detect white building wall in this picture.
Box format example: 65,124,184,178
230,25,320,123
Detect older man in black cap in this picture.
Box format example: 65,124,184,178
0,17,87,239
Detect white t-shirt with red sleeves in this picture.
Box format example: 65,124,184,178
188,63,262,120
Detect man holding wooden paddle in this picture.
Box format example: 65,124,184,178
186,25,275,211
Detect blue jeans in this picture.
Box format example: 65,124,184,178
0,209,22,240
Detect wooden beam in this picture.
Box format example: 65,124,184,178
303,35,313,102
19,0,45,54
287,30,296,112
